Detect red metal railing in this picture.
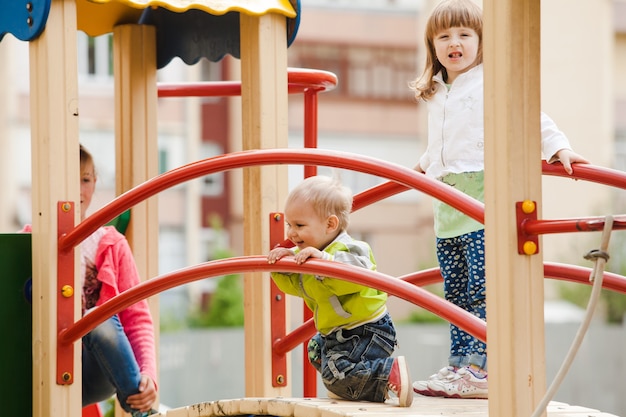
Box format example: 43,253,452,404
58,149,484,253
56,148,626,392
58,256,488,346
55,68,626,396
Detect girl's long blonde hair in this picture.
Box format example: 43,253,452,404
411,0,483,101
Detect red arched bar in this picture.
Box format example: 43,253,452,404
58,256,488,346
58,148,484,252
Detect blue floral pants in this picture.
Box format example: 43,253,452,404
436,229,488,370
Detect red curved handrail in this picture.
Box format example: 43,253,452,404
279,262,626,355
58,148,484,252
58,256,488,346
58,256,626,352
396,264,626,294
355,161,626,235
542,160,626,188
544,262,626,293
517,162,626,236
55,147,626,391
157,67,338,98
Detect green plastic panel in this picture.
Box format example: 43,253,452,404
0,233,32,416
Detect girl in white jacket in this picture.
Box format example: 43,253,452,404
410,0,588,399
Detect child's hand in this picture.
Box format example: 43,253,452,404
293,247,323,264
555,149,590,175
267,247,294,264
126,375,157,413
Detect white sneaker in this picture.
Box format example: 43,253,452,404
427,366,488,399
412,366,458,396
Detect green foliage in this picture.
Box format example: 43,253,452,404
187,272,244,328
558,244,626,324
159,211,245,330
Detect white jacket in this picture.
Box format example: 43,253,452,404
418,64,572,180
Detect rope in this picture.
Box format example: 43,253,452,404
530,215,613,417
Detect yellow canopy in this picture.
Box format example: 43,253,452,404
77,0,296,37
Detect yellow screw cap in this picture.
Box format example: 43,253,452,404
61,285,74,298
521,200,536,214
523,241,537,255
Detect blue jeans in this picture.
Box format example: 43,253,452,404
436,229,488,371
82,314,143,413
307,312,396,403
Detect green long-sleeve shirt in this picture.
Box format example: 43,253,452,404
271,232,388,335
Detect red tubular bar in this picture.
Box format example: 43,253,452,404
543,160,626,189
522,215,626,236
58,256,626,352
352,181,409,211
360,162,626,235
544,262,626,294
58,148,484,253
269,213,288,388
58,256,488,346
513,162,626,237
303,89,319,179
157,67,338,98
301,88,319,396
270,262,626,356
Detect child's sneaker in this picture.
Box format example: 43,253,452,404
387,356,413,407
412,365,458,396
427,366,488,399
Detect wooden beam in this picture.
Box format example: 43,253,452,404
240,12,290,397
483,0,547,416
29,0,81,415
113,23,160,414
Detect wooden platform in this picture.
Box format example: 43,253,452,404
155,396,619,417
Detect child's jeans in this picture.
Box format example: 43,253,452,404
307,312,396,403
82,314,143,413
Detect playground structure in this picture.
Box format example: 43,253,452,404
2,0,626,417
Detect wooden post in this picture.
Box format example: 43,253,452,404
239,13,290,397
483,1,547,416
113,23,160,415
29,0,81,415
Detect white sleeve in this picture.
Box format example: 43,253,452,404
540,112,572,162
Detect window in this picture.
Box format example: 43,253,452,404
289,42,417,102
77,33,113,82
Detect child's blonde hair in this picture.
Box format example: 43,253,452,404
286,176,352,232
411,0,483,101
